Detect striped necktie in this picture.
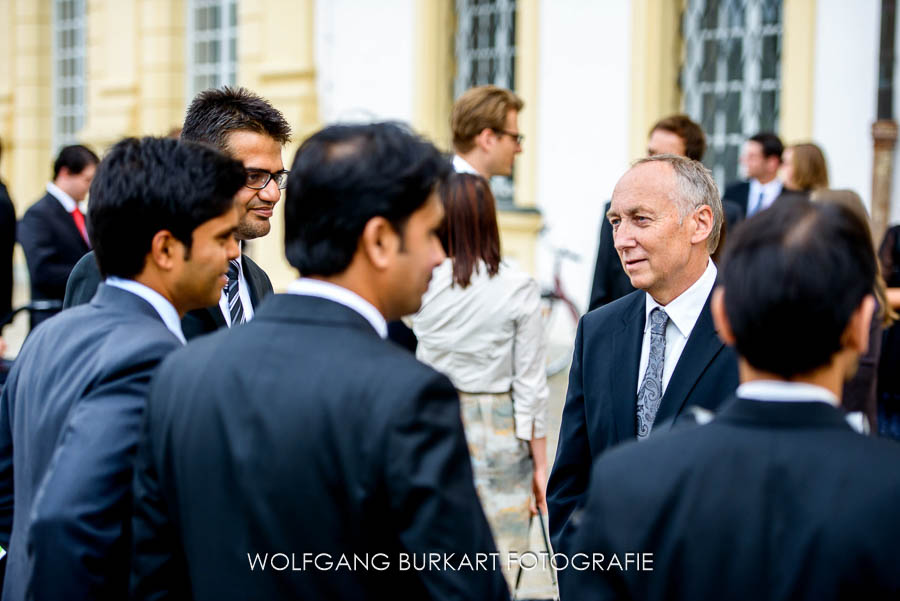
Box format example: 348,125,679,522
225,259,245,326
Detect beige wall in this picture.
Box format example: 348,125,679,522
628,0,683,162
236,0,318,291
1,0,53,210
781,0,816,143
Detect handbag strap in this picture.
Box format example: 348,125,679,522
513,513,559,601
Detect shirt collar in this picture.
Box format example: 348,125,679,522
749,177,783,196
453,155,481,176
737,380,839,407
105,277,187,344
46,181,80,213
644,259,717,338
286,277,388,339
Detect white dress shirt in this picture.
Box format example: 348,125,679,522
409,259,549,440
636,260,718,396
452,155,481,176
218,243,254,326
105,277,186,344
286,277,387,339
737,379,866,433
46,181,87,215
736,380,838,406
747,178,783,215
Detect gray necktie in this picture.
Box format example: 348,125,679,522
636,307,669,439
748,190,765,216
225,259,245,326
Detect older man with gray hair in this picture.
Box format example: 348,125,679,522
547,155,739,589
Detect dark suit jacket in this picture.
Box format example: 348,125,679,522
0,183,14,323
0,284,182,601
63,249,273,339
722,180,751,216
130,294,509,601
566,397,900,600
17,193,90,327
547,288,739,557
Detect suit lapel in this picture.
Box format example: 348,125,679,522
610,293,645,442
653,293,723,430
47,194,89,253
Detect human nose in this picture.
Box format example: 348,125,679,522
613,222,636,251
258,176,281,202
432,237,446,266
226,235,240,261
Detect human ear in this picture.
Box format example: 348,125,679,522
691,205,714,245
711,287,736,346
360,216,400,270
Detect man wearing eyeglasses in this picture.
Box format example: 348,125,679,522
450,85,524,180
63,87,292,339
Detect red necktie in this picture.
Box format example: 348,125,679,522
72,207,90,248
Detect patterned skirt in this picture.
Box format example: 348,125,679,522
458,391,533,589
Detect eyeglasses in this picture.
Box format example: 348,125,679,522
245,168,290,190
492,129,525,145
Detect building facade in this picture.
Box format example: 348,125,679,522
0,0,896,309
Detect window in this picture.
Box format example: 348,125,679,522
187,0,238,99
682,0,783,187
454,0,517,206
52,0,87,151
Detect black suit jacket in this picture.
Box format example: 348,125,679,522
722,180,751,217
63,250,273,339
130,294,509,601
17,193,90,327
566,397,900,600
0,183,14,323
0,284,182,601
547,288,739,557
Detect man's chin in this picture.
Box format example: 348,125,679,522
237,220,271,240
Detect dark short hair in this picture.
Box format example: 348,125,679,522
438,173,501,288
53,144,99,179
285,122,451,276
88,137,245,279
748,132,784,162
650,114,706,161
719,199,877,378
181,86,292,153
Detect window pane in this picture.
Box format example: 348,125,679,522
761,34,779,80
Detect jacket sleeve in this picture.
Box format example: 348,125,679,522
385,372,510,601
26,354,167,600
18,208,81,298
546,316,592,554
511,278,549,440
0,363,18,550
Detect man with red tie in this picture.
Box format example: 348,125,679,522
18,144,99,329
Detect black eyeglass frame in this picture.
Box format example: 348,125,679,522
492,129,525,145
245,168,290,190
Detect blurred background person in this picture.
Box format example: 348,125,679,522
17,144,98,329
877,222,900,438
779,142,829,201
0,137,14,333
408,172,548,589
811,188,896,433
722,132,784,218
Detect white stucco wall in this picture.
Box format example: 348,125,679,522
315,0,416,125
811,0,880,212
535,0,632,311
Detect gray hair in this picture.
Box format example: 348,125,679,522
631,154,722,253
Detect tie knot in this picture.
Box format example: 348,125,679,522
227,259,240,282
649,307,668,334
